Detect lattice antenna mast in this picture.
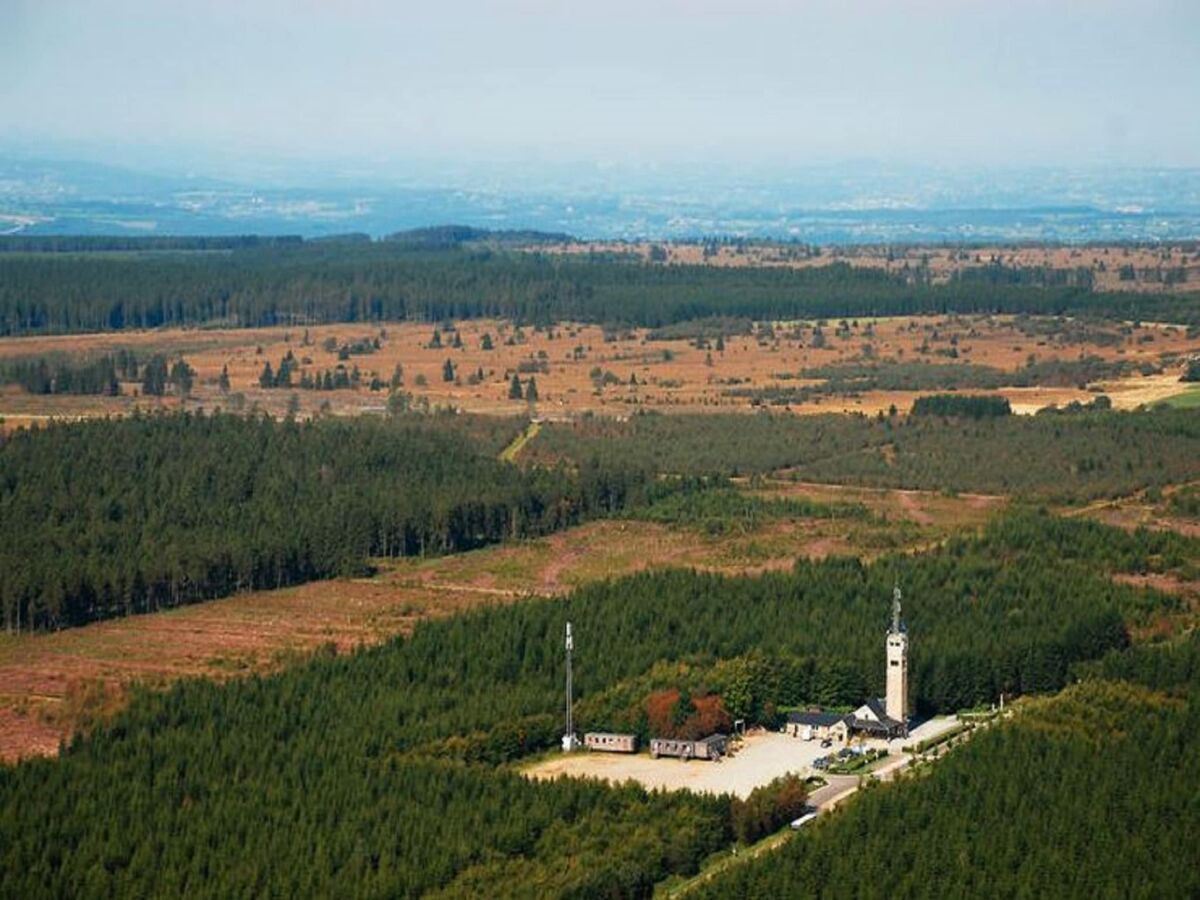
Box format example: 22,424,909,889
564,622,574,745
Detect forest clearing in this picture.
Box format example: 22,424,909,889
524,717,961,800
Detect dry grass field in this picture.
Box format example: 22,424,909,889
0,486,1000,763
540,240,1200,293
1,312,1196,425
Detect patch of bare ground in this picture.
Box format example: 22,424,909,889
1113,573,1200,643
0,574,512,764
755,479,1007,531
1069,480,1200,540
1113,572,1200,597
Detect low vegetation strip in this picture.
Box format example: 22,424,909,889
498,419,541,463
531,407,1200,501
627,486,869,535
904,721,971,754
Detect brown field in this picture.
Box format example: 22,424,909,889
0,487,1001,763
1,313,1196,425
538,240,1200,293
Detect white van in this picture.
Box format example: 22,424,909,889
790,811,819,830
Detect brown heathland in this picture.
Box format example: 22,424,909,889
1,314,1196,425
538,240,1200,293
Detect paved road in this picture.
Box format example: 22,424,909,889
807,751,916,816
807,774,859,809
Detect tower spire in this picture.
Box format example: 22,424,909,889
885,583,909,732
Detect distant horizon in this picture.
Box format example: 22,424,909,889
5,0,1199,170
3,150,1200,243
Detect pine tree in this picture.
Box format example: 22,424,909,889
259,362,275,389
508,374,523,400
169,360,195,398
442,359,456,382
218,365,231,394
525,377,539,402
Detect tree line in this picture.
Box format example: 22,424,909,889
0,350,194,397
0,412,661,633
2,241,1198,335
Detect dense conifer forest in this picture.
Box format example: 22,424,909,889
2,241,1198,335
532,408,1200,500
0,511,1188,896
735,357,1135,404
0,412,658,632
694,633,1200,899
909,393,1012,418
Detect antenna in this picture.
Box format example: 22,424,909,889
891,583,902,634
562,622,578,751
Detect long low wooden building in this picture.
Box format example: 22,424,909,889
584,732,638,753
649,734,728,761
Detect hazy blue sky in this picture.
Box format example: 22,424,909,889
3,0,1199,170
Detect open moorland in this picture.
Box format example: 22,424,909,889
1,312,1197,426
541,239,1200,293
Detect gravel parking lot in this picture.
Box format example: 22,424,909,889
526,716,962,800
529,730,845,799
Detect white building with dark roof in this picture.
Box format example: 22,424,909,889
786,710,850,742
849,697,906,739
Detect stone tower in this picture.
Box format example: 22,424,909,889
886,584,909,727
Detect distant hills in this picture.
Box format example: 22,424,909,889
2,155,1199,242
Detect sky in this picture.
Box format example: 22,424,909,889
3,0,1199,174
